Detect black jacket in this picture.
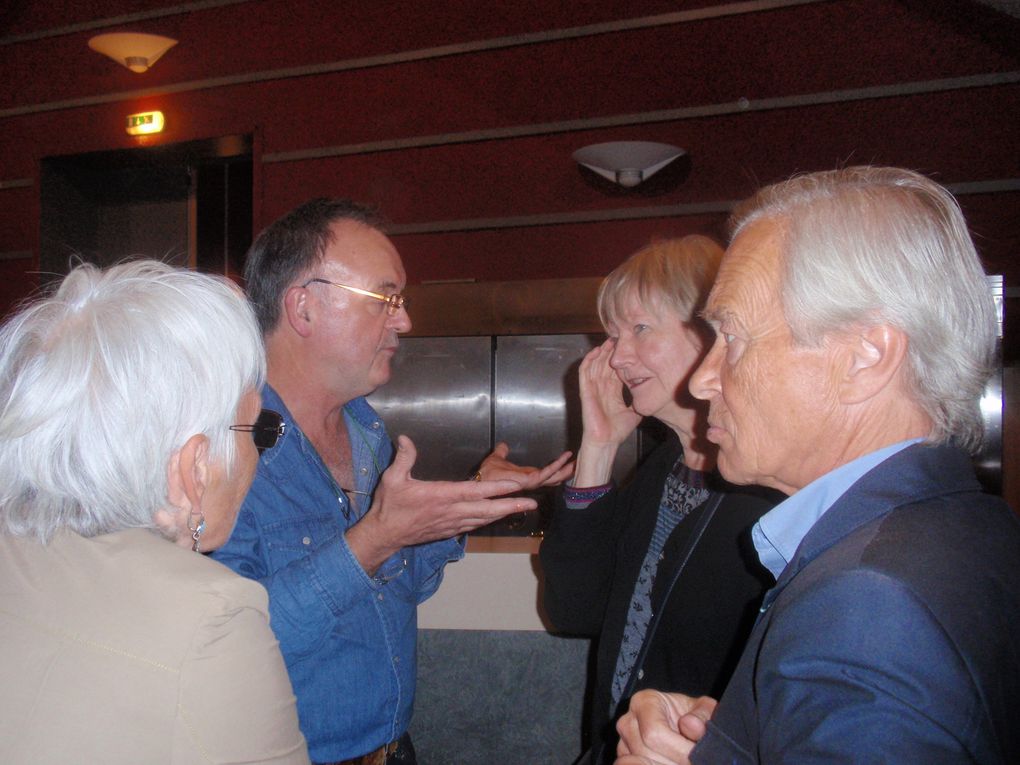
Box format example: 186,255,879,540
539,437,778,763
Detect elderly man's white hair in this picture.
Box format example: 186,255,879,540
0,260,266,542
730,166,997,451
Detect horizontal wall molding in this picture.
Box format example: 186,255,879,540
0,178,33,190
946,179,1020,195
0,250,33,261
386,202,738,235
3,178,1014,233
0,0,254,46
264,71,1020,163
386,178,1020,235
1,0,826,119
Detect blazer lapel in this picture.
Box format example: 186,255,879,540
758,444,978,615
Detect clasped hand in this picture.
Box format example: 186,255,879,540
614,690,717,765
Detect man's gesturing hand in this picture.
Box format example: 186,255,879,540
347,435,538,574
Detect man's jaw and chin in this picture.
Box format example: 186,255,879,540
365,354,395,394
711,432,798,495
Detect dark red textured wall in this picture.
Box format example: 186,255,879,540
1,0,1017,303
2,0,1019,507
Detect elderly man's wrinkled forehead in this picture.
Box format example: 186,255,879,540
703,217,790,329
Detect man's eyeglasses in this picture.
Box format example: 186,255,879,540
302,277,408,316
230,408,286,454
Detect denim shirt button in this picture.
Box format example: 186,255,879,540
372,421,381,429
377,592,384,601
360,467,368,475
302,536,311,546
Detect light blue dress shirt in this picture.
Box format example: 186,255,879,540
751,439,924,580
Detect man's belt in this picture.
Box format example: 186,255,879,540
316,738,400,765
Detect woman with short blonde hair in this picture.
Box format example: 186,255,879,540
540,236,778,764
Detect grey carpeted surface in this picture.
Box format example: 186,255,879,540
410,629,592,765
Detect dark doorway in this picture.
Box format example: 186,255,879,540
39,135,252,286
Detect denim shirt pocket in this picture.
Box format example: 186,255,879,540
260,514,342,570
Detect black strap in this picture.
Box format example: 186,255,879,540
591,492,724,765
619,491,724,700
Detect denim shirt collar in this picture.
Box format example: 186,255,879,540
259,385,388,521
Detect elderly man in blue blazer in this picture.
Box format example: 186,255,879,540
614,166,1020,765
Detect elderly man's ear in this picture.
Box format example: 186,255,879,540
838,324,910,405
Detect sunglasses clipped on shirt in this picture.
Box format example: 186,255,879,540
230,408,286,454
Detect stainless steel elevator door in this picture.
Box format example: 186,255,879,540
493,334,636,486
367,333,645,535
367,336,492,482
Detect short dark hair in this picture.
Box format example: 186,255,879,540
243,198,383,334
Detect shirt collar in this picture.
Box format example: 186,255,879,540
751,438,924,580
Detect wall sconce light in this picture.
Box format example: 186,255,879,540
126,111,165,135
88,32,178,73
573,141,686,188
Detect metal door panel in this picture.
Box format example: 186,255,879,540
494,334,637,486
367,336,491,482
367,333,645,535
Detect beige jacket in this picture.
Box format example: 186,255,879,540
0,527,309,765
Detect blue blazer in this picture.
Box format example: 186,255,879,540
694,444,1020,764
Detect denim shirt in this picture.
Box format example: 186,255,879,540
212,385,465,762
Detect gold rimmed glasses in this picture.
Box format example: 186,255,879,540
302,277,407,315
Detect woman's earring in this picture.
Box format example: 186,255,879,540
188,511,206,553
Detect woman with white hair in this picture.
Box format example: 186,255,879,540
0,260,309,764
536,237,778,765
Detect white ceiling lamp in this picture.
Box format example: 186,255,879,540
573,141,686,188
88,32,178,73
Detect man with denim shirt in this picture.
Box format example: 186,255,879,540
212,198,550,765
613,167,1020,765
